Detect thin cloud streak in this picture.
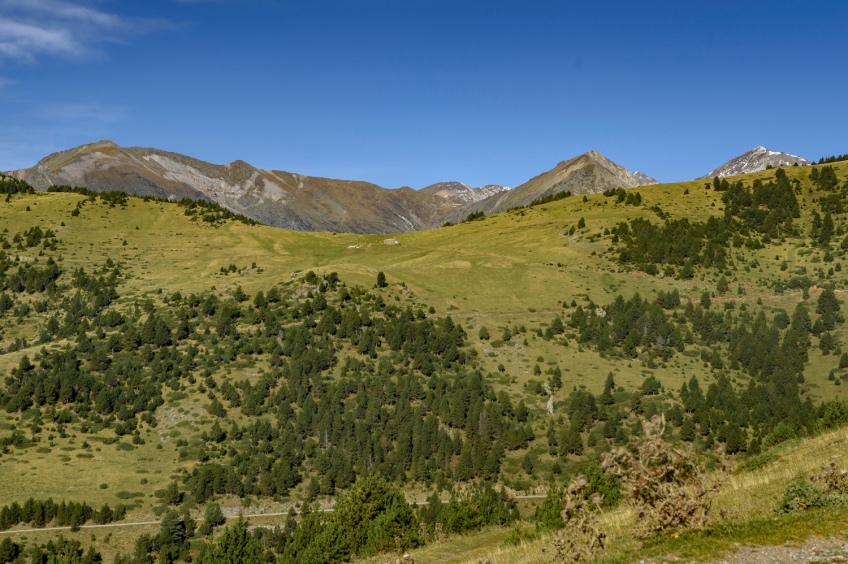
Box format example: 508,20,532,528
3,0,122,27
0,20,81,60
0,0,168,62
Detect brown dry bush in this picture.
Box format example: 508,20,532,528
549,475,606,563
600,415,725,538
812,462,848,495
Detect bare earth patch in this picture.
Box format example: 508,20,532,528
693,536,848,564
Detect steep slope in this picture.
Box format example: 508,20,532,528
700,146,809,179
493,150,657,210
440,150,658,222
9,141,458,234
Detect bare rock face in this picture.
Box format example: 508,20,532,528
10,141,657,233
699,146,809,179
419,182,510,206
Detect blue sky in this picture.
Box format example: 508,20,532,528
1,0,846,188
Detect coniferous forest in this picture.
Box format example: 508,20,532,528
2,164,848,562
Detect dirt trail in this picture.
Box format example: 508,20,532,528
705,536,848,563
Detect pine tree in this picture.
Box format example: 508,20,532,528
197,517,263,564
817,286,842,330
560,424,583,456
716,276,729,294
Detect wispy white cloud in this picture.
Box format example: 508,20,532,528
4,0,122,27
0,0,163,63
37,101,126,123
0,19,82,60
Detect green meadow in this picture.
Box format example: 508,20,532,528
2,160,848,561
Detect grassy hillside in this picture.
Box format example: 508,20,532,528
359,424,848,563
2,161,848,561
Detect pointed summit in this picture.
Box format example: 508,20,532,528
699,146,809,179
484,150,658,212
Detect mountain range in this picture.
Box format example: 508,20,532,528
8,141,658,234
10,142,811,234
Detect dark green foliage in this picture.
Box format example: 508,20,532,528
603,188,642,206
269,475,424,563
613,169,800,274
418,483,516,536
0,498,126,530
817,154,848,165
14,537,101,563
333,474,419,557
0,537,20,562
376,271,387,288
817,287,842,331
569,293,681,360
527,190,572,208
198,503,225,537
197,518,263,564
816,400,848,432
179,199,257,226
809,165,839,191
124,510,194,563
777,480,841,513
0,174,35,197
1,265,523,504
716,276,729,294
534,486,564,530
462,211,486,223
640,376,661,396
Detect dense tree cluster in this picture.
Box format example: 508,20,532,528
114,475,516,564
179,199,256,226
612,169,801,274
817,155,848,165
603,188,642,206
0,498,127,530
0,174,35,197
0,536,102,564
568,293,682,361
527,190,573,208
462,211,486,223
554,281,845,458
2,257,529,499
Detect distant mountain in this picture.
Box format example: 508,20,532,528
419,182,509,205
494,150,658,209
438,150,658,223
699,146,809,179
10,142,654,233
9,141,461,233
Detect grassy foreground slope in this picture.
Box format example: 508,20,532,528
1,160,848,561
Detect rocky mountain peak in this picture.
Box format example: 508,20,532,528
700,146,809,179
